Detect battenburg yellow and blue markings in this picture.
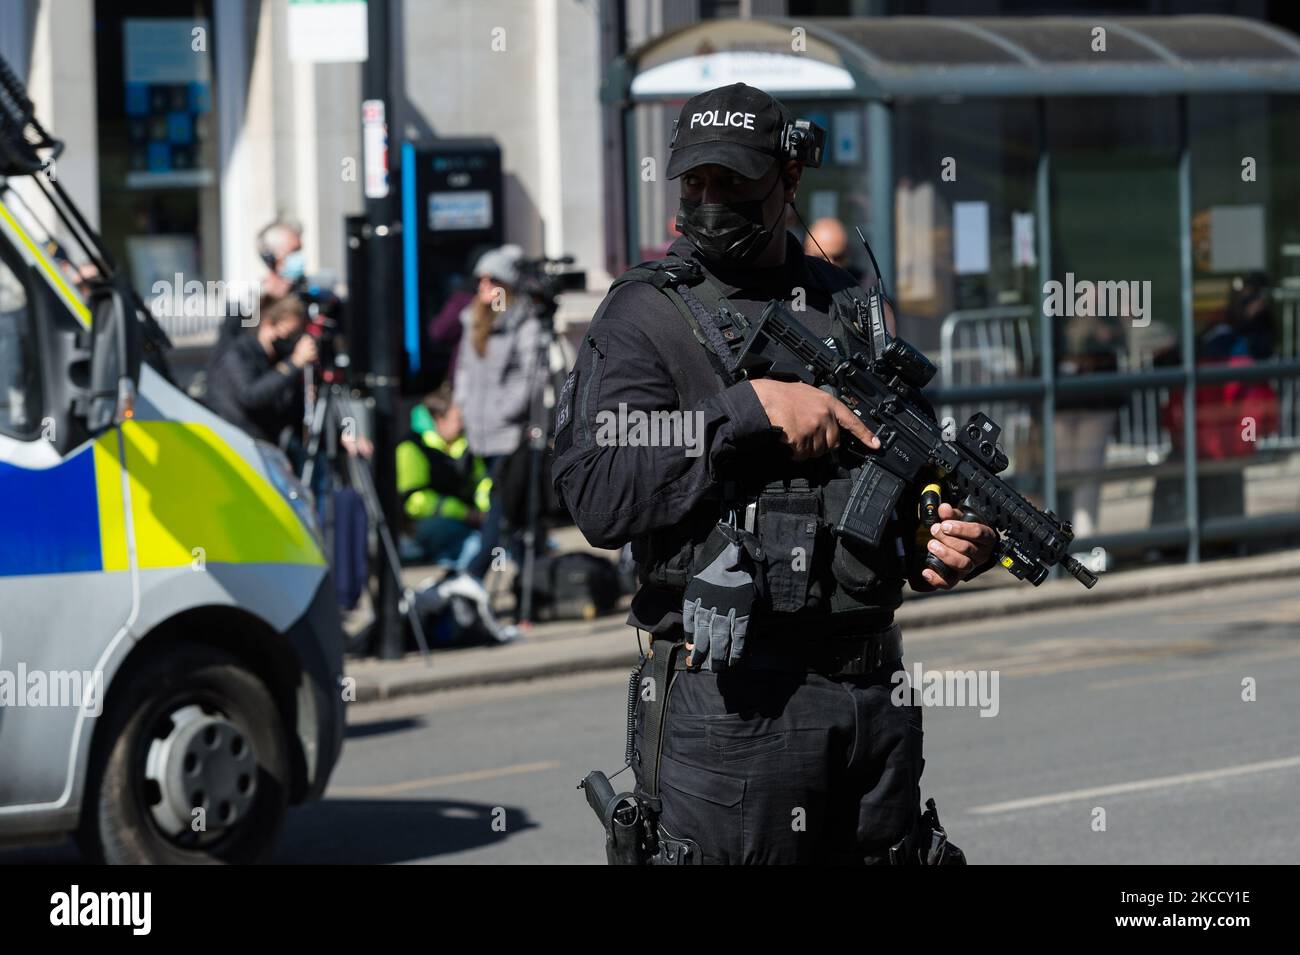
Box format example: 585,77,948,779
0,194,321,577
0,422,322,578
0,442,104,575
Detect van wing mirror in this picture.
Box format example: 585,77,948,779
86,279,142,430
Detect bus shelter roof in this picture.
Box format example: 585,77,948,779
609,15,1300,102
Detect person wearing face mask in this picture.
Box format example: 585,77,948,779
257,218,308,299
216,218,308,352
204,294,317,445
554,83,996,865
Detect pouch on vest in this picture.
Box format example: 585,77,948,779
682,519,764,673
755,489,821,614
821,471,905,603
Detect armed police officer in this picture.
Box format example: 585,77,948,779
555,83,998,865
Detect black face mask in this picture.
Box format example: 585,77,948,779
272,331,301,361
676,173,783,266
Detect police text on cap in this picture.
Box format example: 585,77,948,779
690,110,756,130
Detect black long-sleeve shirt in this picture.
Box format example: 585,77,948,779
204,332,305,445
552,297,771,549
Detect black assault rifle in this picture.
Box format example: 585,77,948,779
736,293,1098,590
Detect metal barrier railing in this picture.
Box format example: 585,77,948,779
936,294,1300,465
937,305,1036,476
1114,342,1171,463
1262,287,1300,451
930,293,1300,560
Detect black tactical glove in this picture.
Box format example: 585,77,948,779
682,523,763,672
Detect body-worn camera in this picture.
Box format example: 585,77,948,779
782,117,825,168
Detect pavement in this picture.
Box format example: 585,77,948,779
345,544,1300,703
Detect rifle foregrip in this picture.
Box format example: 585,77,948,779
835,459,906,548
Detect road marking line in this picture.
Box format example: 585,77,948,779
329,760,564,797
968,755,1300,815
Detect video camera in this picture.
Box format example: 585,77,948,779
515,256,585,321
296,275,347,374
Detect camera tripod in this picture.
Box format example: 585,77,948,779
516,298,577,623
301,375,431,660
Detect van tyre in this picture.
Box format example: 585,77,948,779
79,644,290,864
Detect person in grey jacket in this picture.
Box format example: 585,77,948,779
452,243,541,579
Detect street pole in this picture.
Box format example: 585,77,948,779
364,0,403,659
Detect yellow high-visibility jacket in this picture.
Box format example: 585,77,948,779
396,407,491,521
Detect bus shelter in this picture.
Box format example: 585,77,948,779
603,15,1300,567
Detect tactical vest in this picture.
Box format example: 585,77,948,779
609,252,918,624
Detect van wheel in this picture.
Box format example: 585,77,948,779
78,644,289,864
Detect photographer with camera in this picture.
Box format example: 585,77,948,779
452,244,541,581
205,293,315,446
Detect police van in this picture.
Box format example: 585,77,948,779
0,58,343,863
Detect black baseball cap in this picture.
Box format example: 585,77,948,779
667,83,791,181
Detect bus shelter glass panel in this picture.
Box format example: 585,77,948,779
1151,372,1300,544
891,98,1041,375
1046,96,1184,543
1187,94,1300,526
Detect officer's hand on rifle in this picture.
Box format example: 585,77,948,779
749,379,881,461
921,502,997,590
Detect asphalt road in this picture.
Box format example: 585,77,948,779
275,575,1300,864
5,576,1297,864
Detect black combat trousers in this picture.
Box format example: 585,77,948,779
633,644,924,865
